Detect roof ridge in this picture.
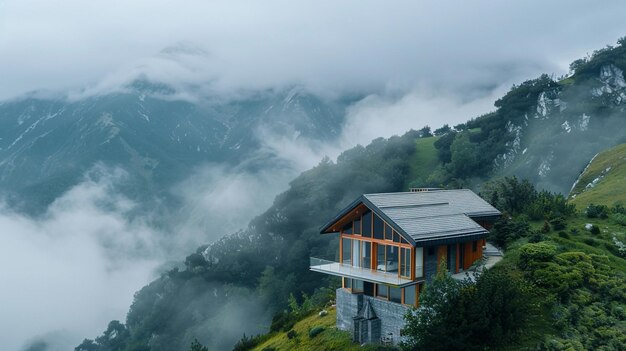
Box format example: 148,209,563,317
377,202,449,209
392,213,475,220
364,189,472,196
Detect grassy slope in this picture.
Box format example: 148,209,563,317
570,143,626,209
252,307,381,351
498,159,626,349
256,141,626,351
404,135,440,189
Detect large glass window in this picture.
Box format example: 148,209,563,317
377,244,386,271
390,287,402,303
352,239,361,268
415,247,424,278
400,247,411,278
343,222,352,234
373,214,384,239
352,279,364,292
362,241,371,269
353,217,361,235
403,285,416,306
362,211,372,238
385,246,398,273
376,284,388,298
384,223,393,240
342,238,351,265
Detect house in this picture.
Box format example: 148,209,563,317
309,189,501,344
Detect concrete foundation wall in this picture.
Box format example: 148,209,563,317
336,288,410,345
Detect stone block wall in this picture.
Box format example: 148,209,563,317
336,288,410,345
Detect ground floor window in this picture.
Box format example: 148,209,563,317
390,286,402,303
376,284,388,298
345,278,365,293
403,284,417,306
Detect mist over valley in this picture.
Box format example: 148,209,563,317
2,1,626,350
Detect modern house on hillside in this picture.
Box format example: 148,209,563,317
310,189,501,345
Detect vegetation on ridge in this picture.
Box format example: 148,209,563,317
78,37,626,351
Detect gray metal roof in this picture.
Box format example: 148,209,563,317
320,189,501,245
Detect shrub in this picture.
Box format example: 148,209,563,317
558,231,570,239
489,217,531,249
270,311,296,332
584,238,598,247
611,213,626,226
541,220,551,233
612,204,626,215
518,242,557,270
189,339,208,351
233,334,267,351
287,330,297,339
590,225,601,235
587,204,609,219
550,217,566,230
528,232,546,243
308,326,325,339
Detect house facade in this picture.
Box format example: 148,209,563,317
310,189,501,345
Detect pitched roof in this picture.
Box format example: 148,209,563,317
320,189,501,245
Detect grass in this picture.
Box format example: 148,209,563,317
496,213,626,350
570,143,626,210
252,307,383,351
405,135,440,189
558,76,576,86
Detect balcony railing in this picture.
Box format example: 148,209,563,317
310,257,414,287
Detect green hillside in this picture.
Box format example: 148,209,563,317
80,37,626,351
251,307,382,351
570,143,626,210
405,135,440,188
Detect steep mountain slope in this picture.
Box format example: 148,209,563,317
429,41,626,195
75,132,419,351
78,39,626,351
0,83,346,213
569,142,626,209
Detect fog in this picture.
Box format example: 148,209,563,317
0,167,162,351
3,1,626,350
0,161,300,350
2,0,626,101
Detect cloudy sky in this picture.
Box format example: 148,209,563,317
2,0,626,102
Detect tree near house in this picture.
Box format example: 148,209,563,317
401,264,536,351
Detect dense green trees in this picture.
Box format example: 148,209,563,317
79,132,418,350
402,264,536,351
519,242,626,349
482,177,575,219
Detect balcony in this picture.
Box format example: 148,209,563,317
310,257,414,287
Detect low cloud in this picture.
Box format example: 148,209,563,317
170,163,297,248
339,86,508,147
0,160,303,350
0,167,162,351
2,1,626,101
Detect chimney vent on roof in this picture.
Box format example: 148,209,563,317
409,187,442,192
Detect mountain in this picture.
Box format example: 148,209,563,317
77,38,626,351
457,42,626,195
0,82,347,214
569,142,626,209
